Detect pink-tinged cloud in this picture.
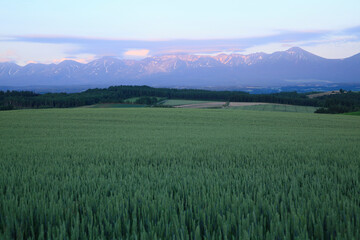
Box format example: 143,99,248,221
26,60,38,64
124,49,150,57
0,50,20,63
73,58,95,64
51,55,96,64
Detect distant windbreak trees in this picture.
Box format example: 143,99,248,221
1,86,360,114
0,86,314,110
134,97,159,105
0,90,39,110
315,91,360,114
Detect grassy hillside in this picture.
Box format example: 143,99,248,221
0,108,359,239
344,111,360,116
230,104,318,113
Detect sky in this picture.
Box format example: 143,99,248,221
1,0,360,65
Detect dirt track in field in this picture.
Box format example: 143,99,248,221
229,102,270,107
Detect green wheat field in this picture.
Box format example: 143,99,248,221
0,108,359,239
229,104,318,113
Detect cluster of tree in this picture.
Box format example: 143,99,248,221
1,85,359,113
134,96,159,105
315,91,360,114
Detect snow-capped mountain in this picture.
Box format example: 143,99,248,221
0,47,359,87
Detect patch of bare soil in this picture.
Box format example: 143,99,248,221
229,102,270,107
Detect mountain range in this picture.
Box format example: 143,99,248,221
0,47,359,88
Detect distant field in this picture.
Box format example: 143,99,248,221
162,100,318,112
307,90,341,98
175,102,226,108
1,108,359,239
81,103,146,108
161,99,215,106
230,104,318,113
344,111,360,116
162,100,267,108
77,101,317,112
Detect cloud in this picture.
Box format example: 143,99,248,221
0,41,94,65
124,49,149,58
0,50,20,63
300,41,360,59
3,30,332,57
51,55,96,64
342,25,360,37
26,60,38,64
1,25,359,63
242,32,360,59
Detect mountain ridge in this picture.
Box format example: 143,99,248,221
1,47,359,87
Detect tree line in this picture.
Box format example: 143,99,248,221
315,91,360,113
1,85,359,113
